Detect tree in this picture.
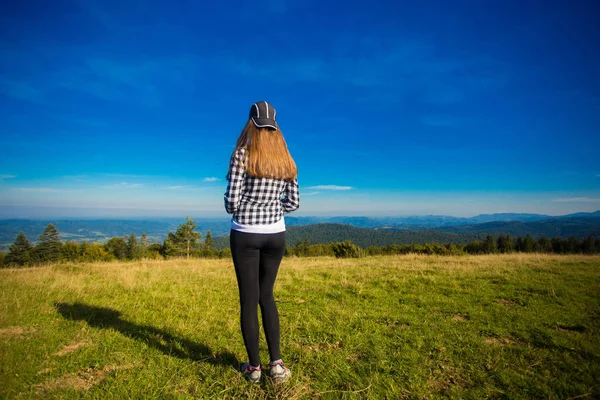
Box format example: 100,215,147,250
464,240,485,254
523,234,537,253
80,241,113,262
497,234,515,253
551,237,564,253
484,235,498,254
219,247,232,259
163,232,179,258
127,233,143,260
61,241,81,262
105,237,128,260
331,241,363,258
140,232,149,258
5,232,33,266
204,230,213,249
36,224,62,263
165,217,201,259
141,232,149,247
538,237,552,253
582,236,595,254
147,243,163,259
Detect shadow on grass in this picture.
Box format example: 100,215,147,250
54,302,239,369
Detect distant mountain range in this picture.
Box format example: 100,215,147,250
435,217,600,238
285,211,600,229
1,211,599,250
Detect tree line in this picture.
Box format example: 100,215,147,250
0,217,230,267
287,234,600,258
1,218,599,267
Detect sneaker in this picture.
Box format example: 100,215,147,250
269,360,291,383
241,362,262,383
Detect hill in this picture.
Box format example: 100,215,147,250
437,217,600,237
212,223,487,249
212,217,600,250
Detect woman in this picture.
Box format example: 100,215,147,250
224,101,300,383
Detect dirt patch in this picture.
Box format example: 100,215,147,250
0,326,36,338
36,364,135,393
553,324,586,333
451,314,468,322
54,340,90,356
36,368,53,375
485,336,515,345
428,366,468,392
496,298,520,307
306,341,342,352
276,297,307,304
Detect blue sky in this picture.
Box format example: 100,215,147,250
1,0,599,218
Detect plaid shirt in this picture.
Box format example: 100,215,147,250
224,148,300,225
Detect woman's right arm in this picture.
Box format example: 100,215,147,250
224,149,246,214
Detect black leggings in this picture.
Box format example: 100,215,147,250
230,229,286,367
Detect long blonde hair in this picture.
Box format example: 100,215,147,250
230,120,297,180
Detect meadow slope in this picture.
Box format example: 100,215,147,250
1,255,599,399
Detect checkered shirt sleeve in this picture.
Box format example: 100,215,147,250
281,178,300,213
224,149,246,215
224,148,300,224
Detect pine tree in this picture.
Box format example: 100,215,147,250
204,230,213,249
127,233,143,260
505,234,515,253
164,217,201,259
36,224,62,263
140,232,149,258
163,232,179,258
5,232,32,266
174,217,201,259
523,234,537,253
484,234,498,254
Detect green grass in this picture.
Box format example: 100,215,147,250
1,254,599,399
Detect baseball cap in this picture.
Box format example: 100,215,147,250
249,101,277,129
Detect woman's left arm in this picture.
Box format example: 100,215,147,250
281,178,300,213
224,149,246,214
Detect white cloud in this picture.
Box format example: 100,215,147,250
203,177,220,182
307,185,353,191
0,174,16,180
552,197,600,203
303,192,320,196
162,185,203,191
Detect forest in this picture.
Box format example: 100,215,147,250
2,217,600,267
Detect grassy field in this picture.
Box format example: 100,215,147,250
1,254,599,399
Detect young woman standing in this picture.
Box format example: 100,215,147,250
224,101,300,383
